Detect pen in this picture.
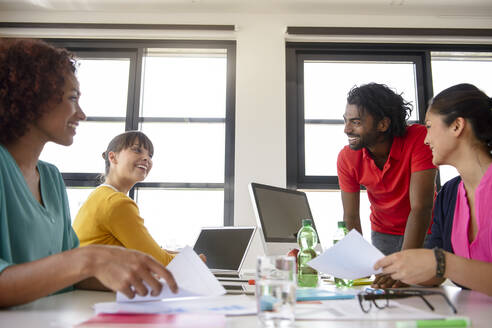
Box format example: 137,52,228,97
396,317,471,328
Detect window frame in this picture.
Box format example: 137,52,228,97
47,38,236,226
286,41,492,191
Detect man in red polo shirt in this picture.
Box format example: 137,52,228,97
337,83,436,288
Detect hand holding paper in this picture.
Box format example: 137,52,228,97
308,230,384,279
117,246,226,302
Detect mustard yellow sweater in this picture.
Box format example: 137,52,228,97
73,185,175,266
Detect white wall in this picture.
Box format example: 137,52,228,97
1,10,491,265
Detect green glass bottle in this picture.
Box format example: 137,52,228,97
297,219,319,287
333,221,354,288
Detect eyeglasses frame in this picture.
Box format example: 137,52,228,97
357,288,457,314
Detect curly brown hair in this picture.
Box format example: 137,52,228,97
0,38,77,145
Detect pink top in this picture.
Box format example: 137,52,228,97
451,163,492,262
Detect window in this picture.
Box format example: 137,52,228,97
287,42,492,237
303,58,420,178
137,48,230,247
430,51,492,184
40,40,236,248
42,55,130,174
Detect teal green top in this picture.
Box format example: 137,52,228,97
0,145,79,290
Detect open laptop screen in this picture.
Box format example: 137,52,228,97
193,227,255,272
250,183,316,243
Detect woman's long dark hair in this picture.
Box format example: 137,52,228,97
429,83,492,154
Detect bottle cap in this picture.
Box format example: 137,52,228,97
302,219,312,226
338,221,346,228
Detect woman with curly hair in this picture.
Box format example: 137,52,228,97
0,38,177,307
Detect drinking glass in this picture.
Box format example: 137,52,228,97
256,255,296,327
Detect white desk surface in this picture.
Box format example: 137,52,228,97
1,286,491,327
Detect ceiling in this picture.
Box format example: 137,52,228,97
0,0,492,16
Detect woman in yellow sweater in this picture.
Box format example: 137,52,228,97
73,131,177,266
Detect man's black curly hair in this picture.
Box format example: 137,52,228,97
347,83,413,137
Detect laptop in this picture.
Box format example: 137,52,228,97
192,226,256,280
249,182,322,255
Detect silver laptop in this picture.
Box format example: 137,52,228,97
192,226,256,279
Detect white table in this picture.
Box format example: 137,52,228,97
1,286,491,327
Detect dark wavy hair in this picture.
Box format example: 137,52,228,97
101,131,154,179
429,83,492,154
347,83,412,137
0,38,77,145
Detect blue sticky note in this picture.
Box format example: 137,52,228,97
259,295,278,311
296,288,355,301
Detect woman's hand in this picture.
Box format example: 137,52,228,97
371,273,408,288
83,245,178,299
373,249,436,285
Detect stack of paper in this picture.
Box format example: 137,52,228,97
117,246,226,303
94,246,256,316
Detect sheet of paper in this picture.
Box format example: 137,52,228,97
95,295,257,316
307,229,384,279
117,246,226,302
296,299,444,321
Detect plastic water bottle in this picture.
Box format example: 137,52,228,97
333,221,354,287
297,219,319,287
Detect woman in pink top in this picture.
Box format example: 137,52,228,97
374,83,492,296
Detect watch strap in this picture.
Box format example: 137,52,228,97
433,247,446,278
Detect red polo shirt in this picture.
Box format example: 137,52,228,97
337,124,435,235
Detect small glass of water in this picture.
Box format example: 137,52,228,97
256,255,296,327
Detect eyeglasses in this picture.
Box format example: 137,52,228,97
357,288,457,314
